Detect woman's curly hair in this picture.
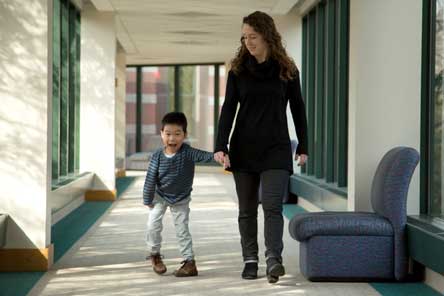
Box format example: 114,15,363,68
231,11,297,81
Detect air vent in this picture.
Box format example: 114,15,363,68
165,11,220,18
170,40,210,45
168,30,212,35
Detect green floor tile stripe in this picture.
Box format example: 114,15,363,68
116,176,136,198
52,201,113,261
0,272,44,296
0,176,136,296
53,177,134,261
281,204,443,296
283,203,307,219
370,283,443,296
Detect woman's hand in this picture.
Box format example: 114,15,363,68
214,151,231,169
223,154,231,169
295,154,308,166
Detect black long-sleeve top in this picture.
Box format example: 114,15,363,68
215,55,308,173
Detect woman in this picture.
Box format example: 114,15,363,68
214,11,308,284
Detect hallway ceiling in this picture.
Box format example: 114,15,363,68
89,0,301,65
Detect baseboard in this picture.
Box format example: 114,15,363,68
51,194,85,225
85,189,117,201
0,244,54,271
297,197,324,212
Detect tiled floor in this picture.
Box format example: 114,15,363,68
29,170,379,296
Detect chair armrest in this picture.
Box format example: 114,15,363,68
289,212,393,242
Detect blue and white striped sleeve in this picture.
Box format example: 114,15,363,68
143,153,159,205
187,147,215,163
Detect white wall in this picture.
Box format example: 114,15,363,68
0,0,51,248
348,0,422,213
80,3,117,190
115,48,126,169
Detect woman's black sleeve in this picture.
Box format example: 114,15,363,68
288,71,308,155
215,70,239,153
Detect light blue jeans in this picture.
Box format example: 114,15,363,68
146,195,194,260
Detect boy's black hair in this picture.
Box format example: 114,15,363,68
161,112,188,133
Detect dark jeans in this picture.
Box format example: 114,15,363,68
233,169,290,263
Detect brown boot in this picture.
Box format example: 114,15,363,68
173,259,198,277
147,254,167,275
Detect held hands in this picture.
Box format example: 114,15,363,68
214,151,231,169
295,154,308,166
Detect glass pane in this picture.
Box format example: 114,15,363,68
432,0,444,216
68,3,76,174
75,11,81,171
59,0,69,177
179,65,215,152
52,0,60,181
125,67,137,156
140,66,175,153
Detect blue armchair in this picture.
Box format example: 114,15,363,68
288,147,419,281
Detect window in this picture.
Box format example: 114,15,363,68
125,64,224,156
422,0,444,218
52,0,81,184
301,0,349,188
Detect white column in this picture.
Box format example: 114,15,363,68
80,3,117,191
0,0,51,248
348,0,422,213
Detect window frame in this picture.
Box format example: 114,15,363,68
52,0,81,188
300,0,349,190
126,63,225,158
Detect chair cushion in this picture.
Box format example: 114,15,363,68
289,211,394,242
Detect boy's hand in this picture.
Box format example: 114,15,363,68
214,151,225,165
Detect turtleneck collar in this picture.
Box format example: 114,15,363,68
245,54,279,80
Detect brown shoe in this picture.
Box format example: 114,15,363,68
173,259,198,277
147,254,167,275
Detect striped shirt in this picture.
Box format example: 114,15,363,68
143,143,214,205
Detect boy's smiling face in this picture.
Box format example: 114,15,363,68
161,124,186,155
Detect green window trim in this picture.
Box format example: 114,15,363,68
412,0,444,275
315,2,325,179
74,10,81,171
336,0,349,187
325,0,336,182
299,0,349,192
290,174,347,211
301,16,307,174
306,10,316,176
52,0,61,181
407,216,444,274
60,0,69,177
52,0,81,187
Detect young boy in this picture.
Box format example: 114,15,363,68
143,112,216,277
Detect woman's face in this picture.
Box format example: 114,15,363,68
241,23,268,60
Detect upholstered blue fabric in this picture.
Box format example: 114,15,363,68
370,147,419,280
289,147,419,281
300,236,394,280
289,212,393,241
